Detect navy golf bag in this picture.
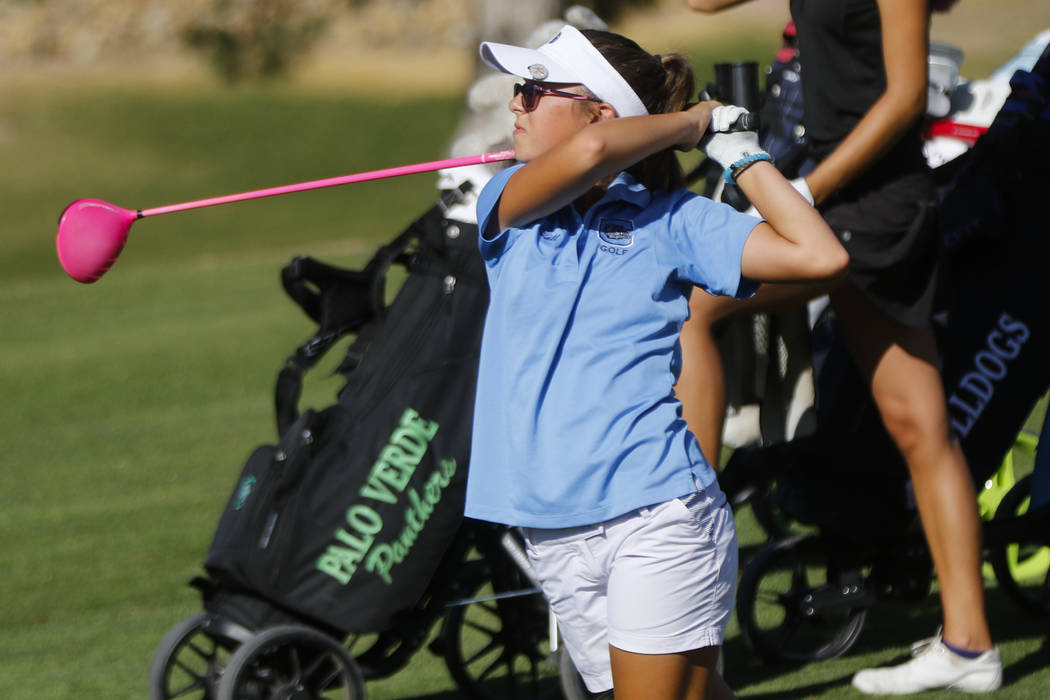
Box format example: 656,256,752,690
724,44,1050,535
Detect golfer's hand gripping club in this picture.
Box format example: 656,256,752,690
694,89,759,132
700,105,771,185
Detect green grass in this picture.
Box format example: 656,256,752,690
2,35,1049,699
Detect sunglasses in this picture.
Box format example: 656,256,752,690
513,80,602,112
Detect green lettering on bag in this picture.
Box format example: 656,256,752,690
365,458,458,585
315,409,453,586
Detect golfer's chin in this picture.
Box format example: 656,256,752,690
512,135,536,162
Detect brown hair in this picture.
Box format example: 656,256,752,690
582,29,695,191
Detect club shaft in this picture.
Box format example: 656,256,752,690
139,149,517,218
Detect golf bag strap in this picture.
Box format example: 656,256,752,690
274,230,416,436
274,181,478,435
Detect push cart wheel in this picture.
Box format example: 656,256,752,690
736,535,868,664
745,478,797,541
149,612,238,700
216,625,365,700
989,475,1050,617
440,569,560,700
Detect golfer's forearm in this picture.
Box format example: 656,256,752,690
570,112,703,182
502,112,702,228
737,163,823,236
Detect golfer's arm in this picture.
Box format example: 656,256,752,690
497,111,707,231
735,162,849,283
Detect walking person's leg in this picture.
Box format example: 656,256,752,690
831,284,1001,693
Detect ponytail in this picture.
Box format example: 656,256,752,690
583,30,695,191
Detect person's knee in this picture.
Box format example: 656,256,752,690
877,396,946,461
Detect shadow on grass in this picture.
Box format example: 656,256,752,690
391,578,1048,700
731,677,856,699
1005,635,1050,686
722,581,1049,696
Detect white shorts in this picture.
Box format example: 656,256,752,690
523,481,738,693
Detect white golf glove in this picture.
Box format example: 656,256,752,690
701,106,771,183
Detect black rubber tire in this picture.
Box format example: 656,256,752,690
736,535,867,664
989,474,1050,617
149,612,233,700
216,625,365,700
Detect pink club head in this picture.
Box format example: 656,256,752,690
56,199,138,283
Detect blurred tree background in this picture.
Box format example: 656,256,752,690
0,0,1041,89
0,0,659,83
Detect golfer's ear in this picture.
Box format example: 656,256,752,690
594,102,618,122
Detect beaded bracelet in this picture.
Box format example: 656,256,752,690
723,152,773,185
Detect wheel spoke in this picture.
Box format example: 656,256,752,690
288,647,304,684
464,638,502,667
303,651,328,678
304,651,345,692
169,677,206,698
345,634,361,654
317,664,343,693
478,652,509,682
187,639,216,663
464,618,500,637
790,563,811,591
173,657,206,678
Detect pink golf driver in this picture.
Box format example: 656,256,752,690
56,149,516,283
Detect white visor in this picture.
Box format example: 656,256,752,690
479,25,649,119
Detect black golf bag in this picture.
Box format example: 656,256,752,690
198,184,489,635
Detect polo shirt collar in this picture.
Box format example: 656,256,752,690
603,171,652,209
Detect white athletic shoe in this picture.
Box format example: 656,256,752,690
852,632,1002,694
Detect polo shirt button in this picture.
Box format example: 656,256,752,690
841,230,852,242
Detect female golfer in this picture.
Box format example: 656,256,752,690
464,26,847,699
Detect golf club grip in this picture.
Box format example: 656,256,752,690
728,112,758,132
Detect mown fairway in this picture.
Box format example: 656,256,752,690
2,27,1048,700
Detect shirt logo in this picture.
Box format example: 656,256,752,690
597,218,635,247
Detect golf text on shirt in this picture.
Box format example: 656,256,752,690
315,408,457,586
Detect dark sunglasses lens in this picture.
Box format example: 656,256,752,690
515,82,538,110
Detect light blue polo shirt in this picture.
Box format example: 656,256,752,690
466,164,760,528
